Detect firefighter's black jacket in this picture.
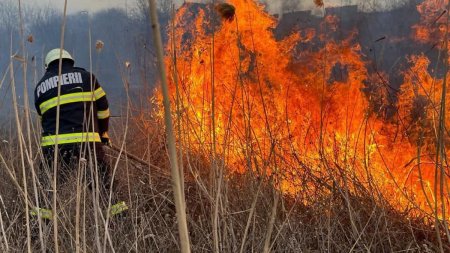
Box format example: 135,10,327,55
34,60,110,147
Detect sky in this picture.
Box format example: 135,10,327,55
28,0,410,14
27,0,137,13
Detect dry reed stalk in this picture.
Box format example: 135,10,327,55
148,0,191,252
171,0,185,214
210,1,223,252
229,7,264,253
102,57,133,253
441,4,450,245
417,131,434,215
75,157,85,253
238,5,289,251
123,68,134,223
263,190,279,253
9,50,31,253
432,1,450,250
72,53,95,249
31,48,47,253
269,193,301,250
82,179,87,253
262,145,282,252
17,1,46,251
52,1,69,251
349,207,377,251
239,182,263,253
84,13,105,252
0,201,8,252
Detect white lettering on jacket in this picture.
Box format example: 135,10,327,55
37,72,83,98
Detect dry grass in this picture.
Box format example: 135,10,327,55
0,113,444,252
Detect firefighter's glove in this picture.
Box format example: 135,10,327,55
101,132,112,147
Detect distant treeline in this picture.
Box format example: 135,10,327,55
0,0,171,117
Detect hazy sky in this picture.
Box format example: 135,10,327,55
28,0,137,13
28,0,410,14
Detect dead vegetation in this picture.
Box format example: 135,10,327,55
0,119,444,252
0,90,444,252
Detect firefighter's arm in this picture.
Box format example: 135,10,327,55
34,91,42,116
94,79,110,137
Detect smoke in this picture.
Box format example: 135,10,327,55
169,0,413,18
30,0,414,15
260,0,412,15
29,0,415,15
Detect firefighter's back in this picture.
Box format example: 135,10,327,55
34,61,105,146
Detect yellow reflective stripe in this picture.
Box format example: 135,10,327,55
41,132,101,147
109,201,129,216
94,87,106,100
39,92,95,115
97,109,110,119
30,207,53,220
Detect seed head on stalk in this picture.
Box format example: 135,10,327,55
314,0,324,7
96,40,104,52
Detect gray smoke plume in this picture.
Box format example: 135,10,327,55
259,0,412,16
169,0,413,19
30,0,413,15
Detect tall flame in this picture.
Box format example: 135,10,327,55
163,0,450,220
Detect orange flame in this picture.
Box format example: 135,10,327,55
163,0,450,220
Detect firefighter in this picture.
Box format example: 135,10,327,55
33,48,127,219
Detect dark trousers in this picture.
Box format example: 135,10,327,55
39,143,111,206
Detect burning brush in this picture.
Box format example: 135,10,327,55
215,3,236,22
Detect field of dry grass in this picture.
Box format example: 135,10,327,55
0,114,444,252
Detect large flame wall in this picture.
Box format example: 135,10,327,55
163,0,450,220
